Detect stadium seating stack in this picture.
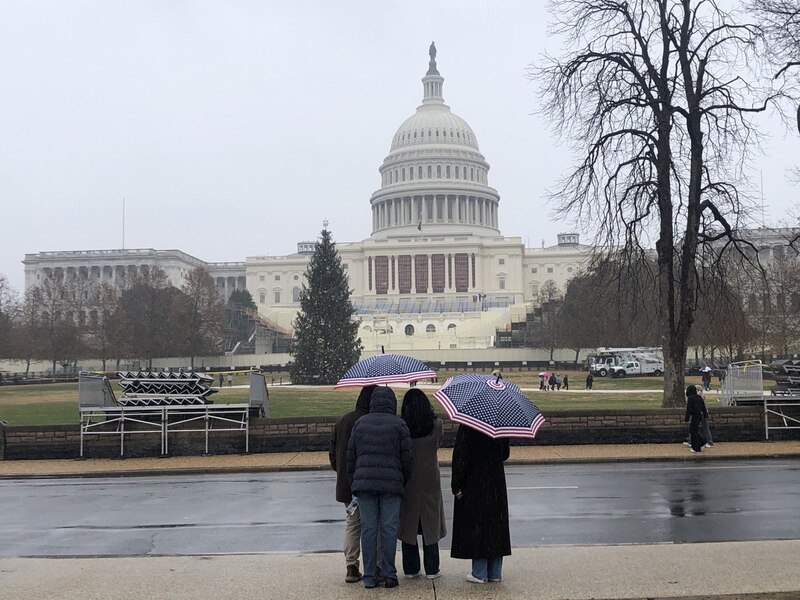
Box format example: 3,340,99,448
116,371,217,406
769,360,800,397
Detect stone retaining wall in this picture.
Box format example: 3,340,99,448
1,406,785,461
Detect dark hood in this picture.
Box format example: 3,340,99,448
369,387,397,414
355,385,377,413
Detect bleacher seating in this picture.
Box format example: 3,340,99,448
116,371,216,406
770,360,800,397
78,371,269,457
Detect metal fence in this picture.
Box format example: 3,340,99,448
721,360,763,406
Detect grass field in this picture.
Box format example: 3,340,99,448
0,369,714,426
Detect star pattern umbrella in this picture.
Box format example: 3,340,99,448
334,354,437,388
434,373,545,439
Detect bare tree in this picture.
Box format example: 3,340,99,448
87,282,119,371
750,0,800,89
27,274,80,374
0,274,19,359
748,0,800,218
535,0,780,406
529,280,564,362
179,267,225,368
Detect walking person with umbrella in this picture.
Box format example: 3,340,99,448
328,385,377,583
398,389,446,580
435,373,545,584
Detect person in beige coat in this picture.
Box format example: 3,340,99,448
398,389,447,579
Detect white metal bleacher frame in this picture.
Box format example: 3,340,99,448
763,363,800,440
721,360,764,407
720,360,800,439
78,371,269,457
79,375,165,457
763,398,800,440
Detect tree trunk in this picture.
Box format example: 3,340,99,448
574,348,580,365
101,358,107,371
663,339,687,408
25,358,31,377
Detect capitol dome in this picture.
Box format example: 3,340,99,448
390,107,479,152
370,43,500,239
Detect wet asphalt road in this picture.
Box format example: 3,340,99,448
1,459,798,557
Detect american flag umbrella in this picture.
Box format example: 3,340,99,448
334,354,438,388
434,373,546,439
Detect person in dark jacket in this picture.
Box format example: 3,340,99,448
586,372,594,390
329,385,376,583
347,387,413,589
563,374,569,390
450,425,511,584
398,389,446,580
548,373,557,391
685,384,709,453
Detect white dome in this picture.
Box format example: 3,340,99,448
369,44,500,239
390,106,479,152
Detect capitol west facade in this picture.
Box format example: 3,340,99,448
23,46,591,351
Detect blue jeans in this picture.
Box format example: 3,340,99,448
472,557,503,581
358,493,401,587
401,540,439,576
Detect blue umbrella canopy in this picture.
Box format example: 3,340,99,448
434,373,545,439
335,354,437,388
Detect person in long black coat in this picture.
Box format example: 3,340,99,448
450,424,511,584
685,384,709,452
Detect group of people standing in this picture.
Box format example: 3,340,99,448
329,385,511,589
539,373,568,391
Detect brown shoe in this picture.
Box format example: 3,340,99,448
346,565,362,583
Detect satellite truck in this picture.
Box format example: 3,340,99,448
587,347,664,377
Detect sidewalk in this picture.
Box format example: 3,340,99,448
1,440,798,478
2,442,799,599
3,540,800,599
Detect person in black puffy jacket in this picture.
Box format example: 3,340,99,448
347,387,413,589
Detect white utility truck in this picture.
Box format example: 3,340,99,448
587,347,664,377
608,360,664,378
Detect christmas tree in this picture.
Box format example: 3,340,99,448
290,225,362,384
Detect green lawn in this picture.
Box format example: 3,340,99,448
0,378,680,426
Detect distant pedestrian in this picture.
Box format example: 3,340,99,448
555,374,562,391
218,373,224,388
684,384,709,453
563,374,569,391
701,370,712,392
227,373,233,387
538,374,545,391
398,389,446,580
329,385,377,584
347,387,412,589
451,425,511,584
548,373,556,391
585,373,593,390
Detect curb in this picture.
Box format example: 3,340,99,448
2,452,799,480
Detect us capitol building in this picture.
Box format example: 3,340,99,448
24,45,592,351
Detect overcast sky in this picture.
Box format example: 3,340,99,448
1,0,798,292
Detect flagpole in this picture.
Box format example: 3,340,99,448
122,196,126,249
